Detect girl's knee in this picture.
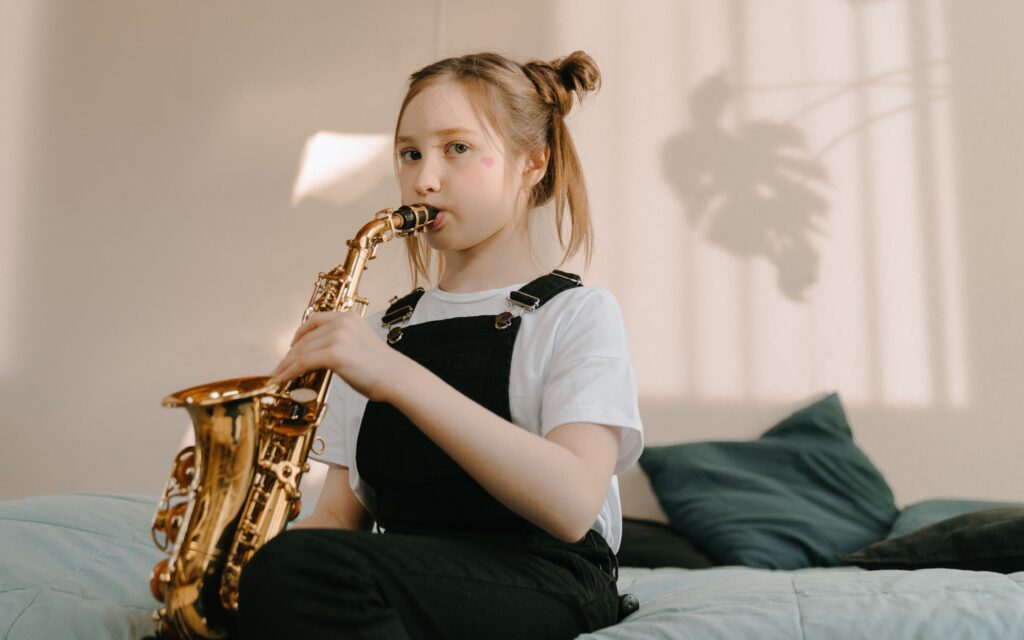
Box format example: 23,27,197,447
238,531,298,611
237,529,401,637
237,529,375,614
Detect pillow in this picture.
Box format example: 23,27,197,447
615,518,715,569
840,507,1024,573
887,498,1024,539
638,392,898,570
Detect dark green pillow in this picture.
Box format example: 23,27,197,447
616,518,715,569
840,507,1024,573
887,499,1024,539
639,392,898,570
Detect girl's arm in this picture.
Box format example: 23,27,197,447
269,312,622,543
291,465,374,532
383,357,621,543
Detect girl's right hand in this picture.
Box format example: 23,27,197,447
268,311,409,404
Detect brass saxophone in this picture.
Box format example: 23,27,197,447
148,204,438,639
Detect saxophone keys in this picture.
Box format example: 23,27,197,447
311,436,326,456
165,503,188,542
150,509,170,551
171,446,195,489
288,388,318,404
288,499,302,522
149,558,170,601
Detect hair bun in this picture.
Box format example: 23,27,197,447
555,51,601,97
524,51,601,118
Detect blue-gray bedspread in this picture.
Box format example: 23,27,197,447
2,493,1022,639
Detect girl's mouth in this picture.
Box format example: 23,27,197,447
428,210,445,231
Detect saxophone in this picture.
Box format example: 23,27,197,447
148,204,438,639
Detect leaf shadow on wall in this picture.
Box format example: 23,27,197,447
662,72,831,302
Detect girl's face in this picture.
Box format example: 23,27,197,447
395,80,530,254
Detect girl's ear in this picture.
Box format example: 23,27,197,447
521,147,550,190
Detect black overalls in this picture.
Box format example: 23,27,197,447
238,272,623,640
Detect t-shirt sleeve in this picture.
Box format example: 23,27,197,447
308,372,356,468
540,288,644,475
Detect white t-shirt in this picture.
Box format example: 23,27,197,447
310,280,644,553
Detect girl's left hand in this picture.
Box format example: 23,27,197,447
267,311,403,402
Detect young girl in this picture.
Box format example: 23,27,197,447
239,50,644,640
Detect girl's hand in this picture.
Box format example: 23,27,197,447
267,311,403,403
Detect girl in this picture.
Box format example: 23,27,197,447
239,50,644,640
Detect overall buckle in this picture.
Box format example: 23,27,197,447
495,291,540,330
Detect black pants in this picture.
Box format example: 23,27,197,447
237,527,621,639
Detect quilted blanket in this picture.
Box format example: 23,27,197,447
2,493,1022,639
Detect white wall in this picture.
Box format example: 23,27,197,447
1,1,1021,514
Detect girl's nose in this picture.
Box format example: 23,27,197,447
413,157,442,195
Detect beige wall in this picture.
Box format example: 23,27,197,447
1,1,1021,513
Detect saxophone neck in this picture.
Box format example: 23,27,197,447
305,204,439,319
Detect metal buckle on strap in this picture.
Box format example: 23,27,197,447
496,291,540,330
382,288,424,344
386,326,405,344
508,290,540,310
381,306,413,327
551,269,582,285
384,307,413,344
380,288,424,327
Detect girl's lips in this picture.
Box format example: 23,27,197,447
428,210,445,231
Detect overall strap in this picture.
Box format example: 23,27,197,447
381,287,426,344
496,270,583,329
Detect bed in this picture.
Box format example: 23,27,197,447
3,393,1022,639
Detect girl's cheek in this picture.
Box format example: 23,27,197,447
452,158,491,182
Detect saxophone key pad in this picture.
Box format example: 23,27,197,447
288,388,318,404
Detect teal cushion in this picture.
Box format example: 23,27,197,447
638,392,898,569
888,499,1024,538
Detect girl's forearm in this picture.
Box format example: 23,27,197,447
381,356,606,543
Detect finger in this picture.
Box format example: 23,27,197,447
293,311,343,345
268,350,329,386
276,337,338,380
291,312,326,346
268,356,290,380
289,318,348,362
275,326,349,382
270,325,338,382
294,311,346,346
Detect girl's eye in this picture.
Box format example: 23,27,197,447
447,142,470,155
397,148,421,162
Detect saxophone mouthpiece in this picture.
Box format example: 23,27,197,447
394,204,440,230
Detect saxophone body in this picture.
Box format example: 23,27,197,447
149,204,437,639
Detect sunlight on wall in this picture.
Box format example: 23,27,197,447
291,131,393,206
0,0,45,376
924,2,968,408
861,2,933,406
557,0,968,409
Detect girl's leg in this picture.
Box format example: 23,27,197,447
237,528,619,640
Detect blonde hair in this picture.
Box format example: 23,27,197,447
393,51,601,287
